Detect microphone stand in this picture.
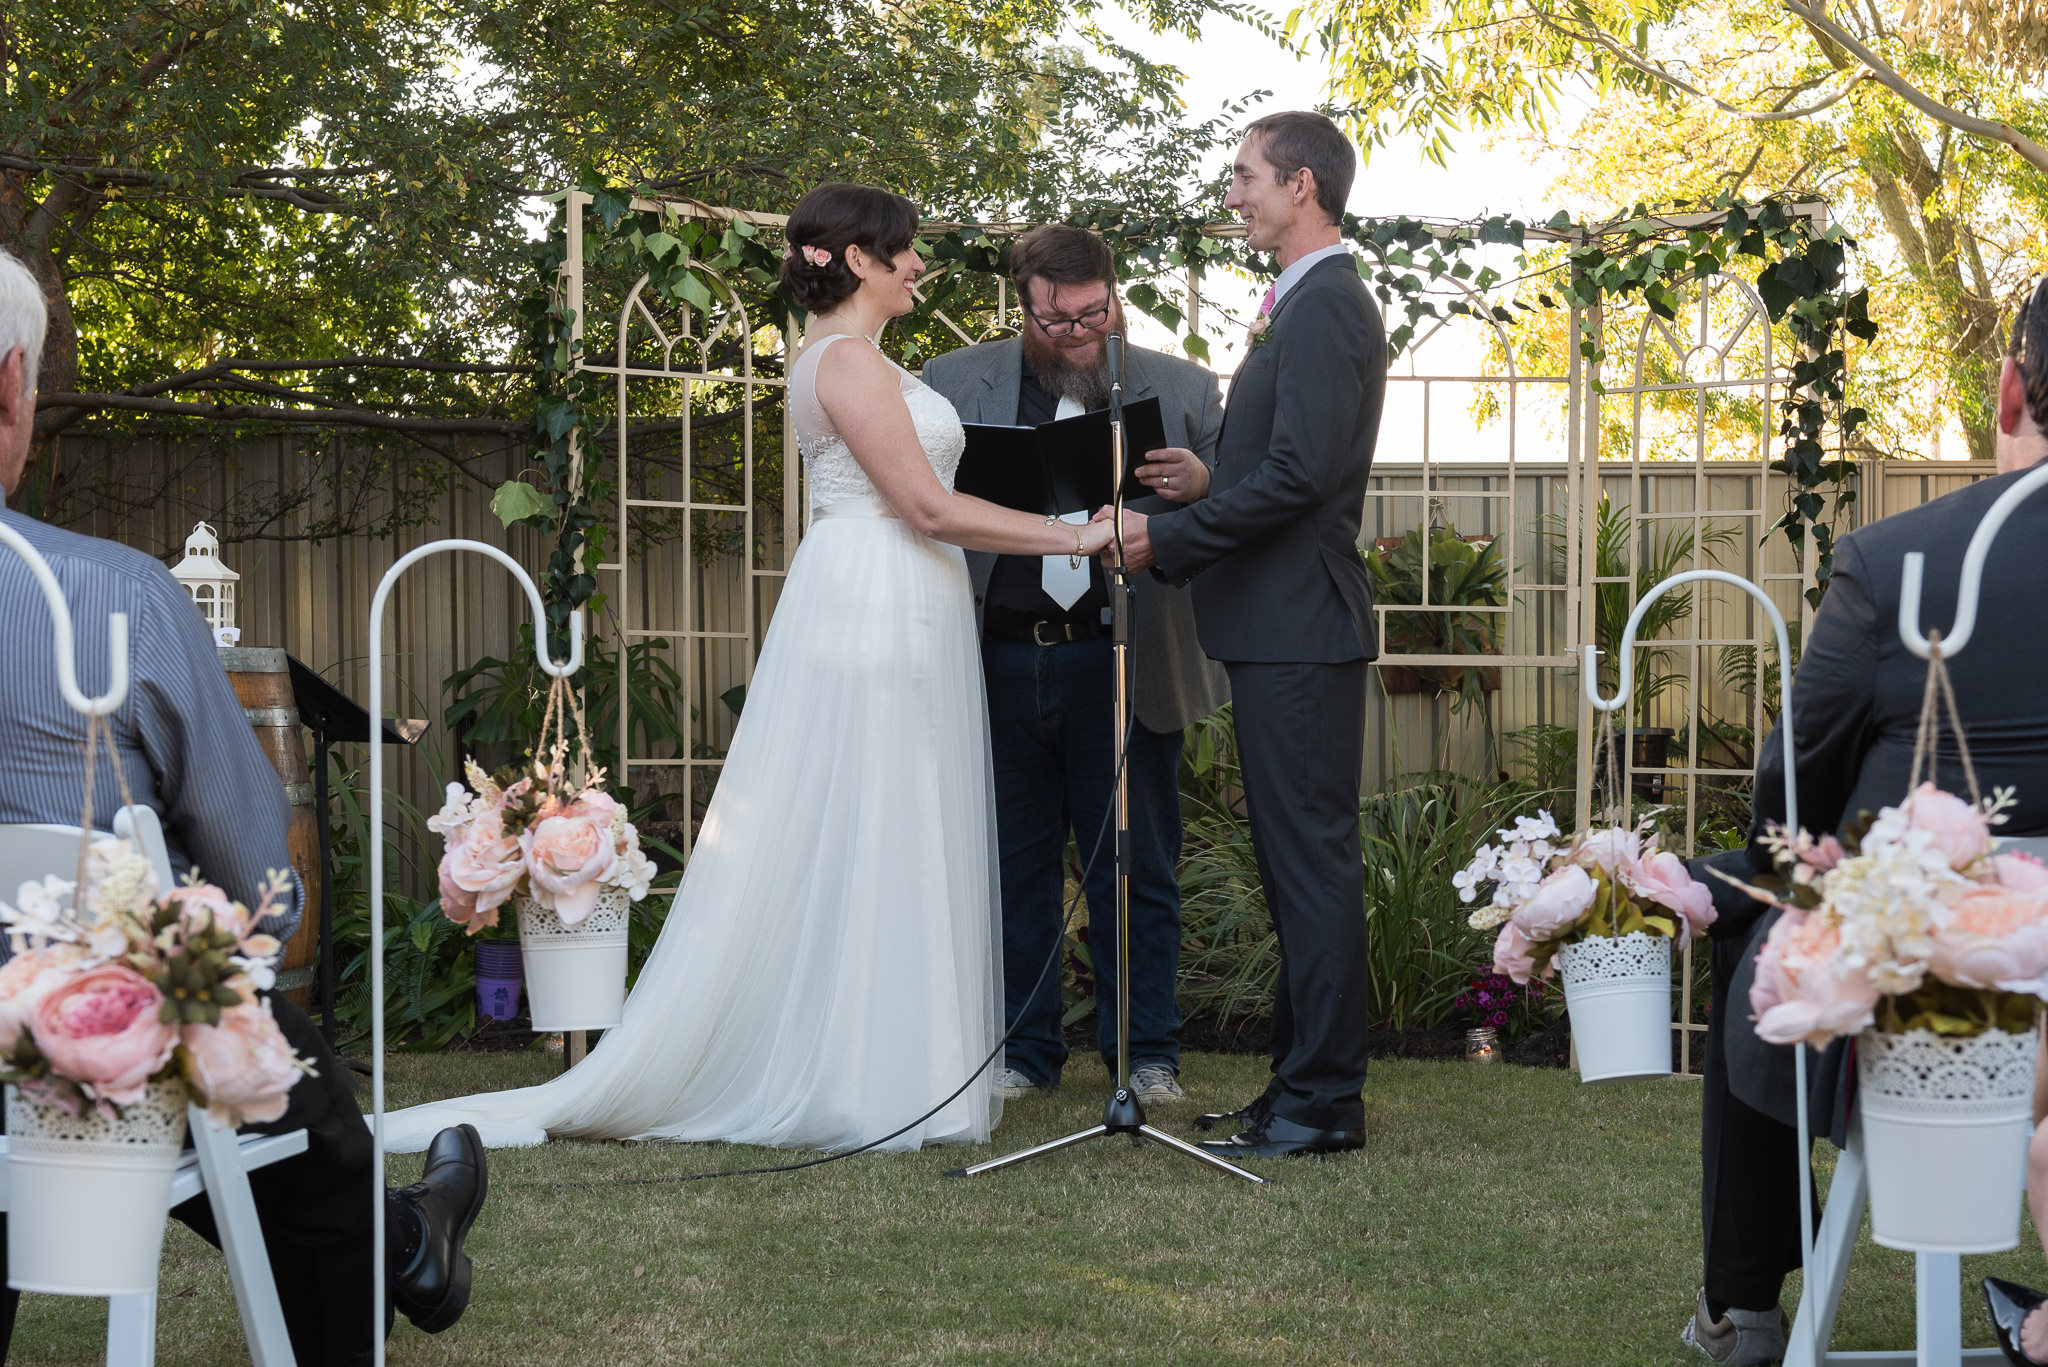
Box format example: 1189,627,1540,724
947,332,1262,1185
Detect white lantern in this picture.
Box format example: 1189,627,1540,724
169,521,241,647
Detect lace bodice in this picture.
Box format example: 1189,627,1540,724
789,334,965,511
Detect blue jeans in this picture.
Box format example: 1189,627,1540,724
981,637,1184,1085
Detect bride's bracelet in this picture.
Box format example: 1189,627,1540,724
1046,514,1087,570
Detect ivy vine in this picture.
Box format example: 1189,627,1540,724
505,182,1879,649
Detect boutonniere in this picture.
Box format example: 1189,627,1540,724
1246,311,1273,353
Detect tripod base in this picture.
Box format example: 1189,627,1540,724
943,1088,1268,1184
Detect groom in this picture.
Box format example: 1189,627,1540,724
1110,110,1385,1158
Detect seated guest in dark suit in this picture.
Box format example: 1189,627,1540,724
921,226,1228,1103
1681,275,2048,1367
0,247,486,1367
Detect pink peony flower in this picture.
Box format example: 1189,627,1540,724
1929,885,2048,994
1993,852,2048,892
0,944,85,1054
32,964,178,1106
180,999,306,1129
1493,921,1541,984
1510,864,1597,940
1749,911,1879,1048
1573,825,1642,878
1898,782,1992,870
438,807,525,933
522,807,621,925
1626,849,1718,945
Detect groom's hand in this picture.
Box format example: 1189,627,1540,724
1093,507,1155,572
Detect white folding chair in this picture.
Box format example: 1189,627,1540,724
0,811,302,1367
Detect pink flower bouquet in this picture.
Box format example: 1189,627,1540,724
1739,783,2048,1047
1456,810,1716,984
0,839,311,1126
430,759,655,933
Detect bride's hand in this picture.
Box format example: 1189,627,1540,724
1078,517,1119,557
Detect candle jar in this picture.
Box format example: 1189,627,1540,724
1465,1027,1502,1063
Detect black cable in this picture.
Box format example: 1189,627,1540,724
506,601,1141,1191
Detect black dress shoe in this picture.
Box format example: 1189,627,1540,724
1197,1112,1363,1159
1984,1277,2048,1365
393,1123,488,1334
1194,1089,1275,1133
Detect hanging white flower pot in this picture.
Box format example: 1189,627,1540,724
517,888,629,1032
5,1079,189,1296
1858,1025,2034,1253
1555,931,1672,1083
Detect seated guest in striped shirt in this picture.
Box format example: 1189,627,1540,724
0,247,486,1366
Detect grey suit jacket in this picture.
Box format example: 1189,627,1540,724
1690,465,2048,1141
1144,253,1386,664
920,335,1230,734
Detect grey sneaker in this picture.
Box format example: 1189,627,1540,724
1680,1288,1789,1365
1129,1064,1185,1103
995,1067,1051,1100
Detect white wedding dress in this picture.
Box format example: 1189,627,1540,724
383,333,1003,1152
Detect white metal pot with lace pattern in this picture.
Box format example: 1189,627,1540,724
1857,1025,2034,1253
517,889,629,1031
5,1078,189,1295
1554,930,1672,1083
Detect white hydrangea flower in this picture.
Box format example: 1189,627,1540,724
427,782,480,837
1,875,78,947
230,954,277,993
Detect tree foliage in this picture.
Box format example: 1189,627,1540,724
1305,0,2048,459
1,0,1254,537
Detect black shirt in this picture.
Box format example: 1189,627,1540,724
983,360,1108,633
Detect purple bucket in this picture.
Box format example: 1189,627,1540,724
473,940,524,1022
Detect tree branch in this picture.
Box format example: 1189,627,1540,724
1782,0,2048,174
35,392,525,436
1530,4,1873,121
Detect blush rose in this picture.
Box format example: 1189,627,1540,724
31,964,178,1106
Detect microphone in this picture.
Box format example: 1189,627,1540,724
1106,331,1124,422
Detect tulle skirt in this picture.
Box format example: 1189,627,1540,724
382,499,1003,1152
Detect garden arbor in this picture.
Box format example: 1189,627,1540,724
542,190,1854,1070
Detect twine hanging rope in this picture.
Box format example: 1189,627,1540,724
532,670,593,790
1907,630,1982,806
1597,707,1626,828
75,707,143,898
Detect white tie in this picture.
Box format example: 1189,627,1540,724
1042,395,1091,610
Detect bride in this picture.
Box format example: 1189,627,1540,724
385,182,1120,1153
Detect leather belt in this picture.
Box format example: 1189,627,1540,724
988,619,1107,646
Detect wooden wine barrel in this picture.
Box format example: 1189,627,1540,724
217,646,323,1007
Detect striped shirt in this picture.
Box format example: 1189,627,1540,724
0,504,302,944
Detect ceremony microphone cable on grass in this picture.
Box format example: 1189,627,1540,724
501,662,1142,1191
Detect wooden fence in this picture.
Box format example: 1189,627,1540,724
44,432,1999,890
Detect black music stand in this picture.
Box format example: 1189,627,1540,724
945,337,1263,1186
285,655,427,1047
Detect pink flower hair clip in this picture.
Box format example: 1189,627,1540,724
801,244,833,268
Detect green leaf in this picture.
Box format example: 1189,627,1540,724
490,480,554,528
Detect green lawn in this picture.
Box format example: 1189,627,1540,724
14,1050,2043,1365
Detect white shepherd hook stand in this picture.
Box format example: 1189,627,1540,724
366,541,584,1367
1580,570,1830,1360
0,523,304,1366
1775,459,2048,1367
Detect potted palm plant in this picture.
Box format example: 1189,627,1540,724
1361,523,1507,708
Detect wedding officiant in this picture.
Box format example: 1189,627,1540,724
921,225,1226,1104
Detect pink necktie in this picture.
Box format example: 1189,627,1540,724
1259,286,1276,317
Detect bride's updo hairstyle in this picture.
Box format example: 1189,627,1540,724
780,182,920,314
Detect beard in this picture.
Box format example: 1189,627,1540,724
1021,324,1113,411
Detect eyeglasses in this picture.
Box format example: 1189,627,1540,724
1022,298,1112,337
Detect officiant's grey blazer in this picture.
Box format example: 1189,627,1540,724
919,335,1229,734
1691,463,2048,1140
